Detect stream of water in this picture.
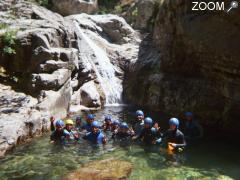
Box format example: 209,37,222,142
0,106,239,180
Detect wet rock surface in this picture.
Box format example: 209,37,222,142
62,158,133,180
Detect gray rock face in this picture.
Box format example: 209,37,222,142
0,84,50,157
125,0,240,133
52,0,98,16
119,0,158,31
134,0,156,30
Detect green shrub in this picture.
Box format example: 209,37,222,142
0,23,8,30
3,46,16,55
1,30,17,55
131,7,138,17
114,5,123,14
37,0,51,8
26,0,52,8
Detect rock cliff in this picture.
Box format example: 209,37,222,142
124,0,240,133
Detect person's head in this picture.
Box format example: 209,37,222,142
169,118,179,130
112,120,120,129
144,117,153,129
75,116,82,126
55,119,64,131
104,115,112,125
87,114,94,124
65,119,74,131
119,122,129,133
185,112,193,121
50,116,55,122
91,121,100,134
136,110,144,122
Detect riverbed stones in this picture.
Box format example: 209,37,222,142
62,158,133,180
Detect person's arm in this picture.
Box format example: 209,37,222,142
50,131,56,143
129,127,135,136
169,135,186,148
50,117,55,131
132,129,143,140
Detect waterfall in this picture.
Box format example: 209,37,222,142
74,22,123,106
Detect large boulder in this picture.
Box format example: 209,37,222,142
0,83,50,157
125,0,240,134
62,158,133,180
52,0,98,16
80,81,102,108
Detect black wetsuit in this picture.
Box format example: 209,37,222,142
112,131,133,141
50,130,68,143
137,128,160,145
184,120,203,139
162,129,186,148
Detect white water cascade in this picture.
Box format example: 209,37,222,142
74,22,123,106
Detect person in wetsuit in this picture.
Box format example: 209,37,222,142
83,121,107,144
133,110,144,136
102,115,112,131
112,122,135,141
133,117,161,145
82,114,95,133
50,119,69,144
162,118,186,152
183,112,203,140
74,116,82,132
64,119,79,143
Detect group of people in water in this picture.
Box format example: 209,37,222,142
50,110,203,153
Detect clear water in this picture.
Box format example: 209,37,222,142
0,107,239,180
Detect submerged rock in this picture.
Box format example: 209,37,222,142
62,158,133,180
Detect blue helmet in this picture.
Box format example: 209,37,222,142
104,115,112,122
55,119,64,127
87,114,94,120
169,118,179,128
144,117,153,125
76,116,82,121
91,121,100,128
136,110,144,116
112,120,120,125
185,112,193,117
120,122,129,129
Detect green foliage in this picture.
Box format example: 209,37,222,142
26,0,52,8
1,30,17,55
99,0,118,9
37,0,51,8
3,47,16,55
98,7,109,14
98,0,119,14
114,5,123,14
0,23,8,30
131,7,138,17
